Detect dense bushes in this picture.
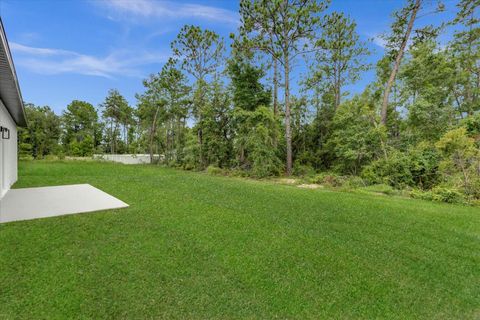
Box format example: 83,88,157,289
436,127,480,199
362,151,414,188
461,112,480,144
410,187,466,204
233,107,282,178
326,93,386,175
206,165,226,176
362,143,440,189
198,114,480,206
255,116,479,205
360,125,480,204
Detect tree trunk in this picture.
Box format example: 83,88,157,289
334,62,341,109
165,126,169,163
273,56,279,148
113,122,118,154
149,104,161,164
149,126,156,164
381,0,421,125
465,16,475,116
285,54,292,176
273,57,279,117
198,126,204,168
110,121,114,154
240,146,245,165
335,79,341,109
196,83,205,169
124,123,128,152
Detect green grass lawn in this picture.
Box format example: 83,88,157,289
1,161,479,319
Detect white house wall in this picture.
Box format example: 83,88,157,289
0,98,18,196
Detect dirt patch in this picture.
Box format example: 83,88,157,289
298,184,322,189
277,178,299,185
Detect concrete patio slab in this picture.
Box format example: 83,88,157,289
0,184,128,223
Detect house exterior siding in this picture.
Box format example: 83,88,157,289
0,98,18,197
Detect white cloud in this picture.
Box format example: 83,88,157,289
96,0,239,25
10,42,75,56
371,35,387,49
11,42,168,78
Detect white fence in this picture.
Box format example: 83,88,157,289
93,154,161,165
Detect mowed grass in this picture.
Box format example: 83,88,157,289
1,161,479,319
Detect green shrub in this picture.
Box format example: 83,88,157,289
293,162,315,177
183,163,195,171
182,132,201,170
360,184,396,195
436,127,480,198
309,173,327,184
407,142,440,189
324,175,339,187
233,107,282,179
18,142,33,159
230,168,248,178
18,154,34,161
343,176,365,189
470,199,480,207
462,113,480,142
410,189,434,201
248,124,283,178
362,143,440,190
65,136,94,157
411,186,465,204
249,144,282,177
361,152,413,188
309,172,344,187
467,177,480,199
431,186,465,204
206,165,225,176
44,154,59,161
326,92,386,175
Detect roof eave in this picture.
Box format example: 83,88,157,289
0,18,27,127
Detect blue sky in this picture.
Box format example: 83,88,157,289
0,0,458,115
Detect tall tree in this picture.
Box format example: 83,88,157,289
62,100,100,156
400,40,456,141
380,0,422,125
239,0,329,175
158,61,191,164
171,25,225,167
201,79,233,167
137,60,191,163
18,104,61,158
307,12,370,110
101,89,130,154
228,50,272,167
137,75,166,163
228,53,271,112
119,102,135,152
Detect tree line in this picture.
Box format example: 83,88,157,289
19,0,479,203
